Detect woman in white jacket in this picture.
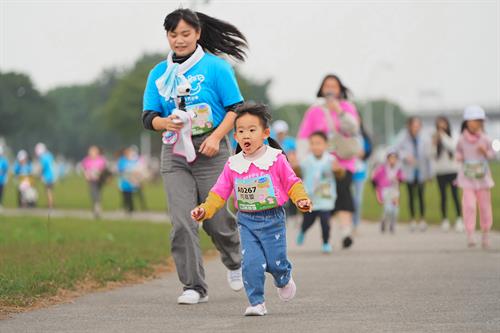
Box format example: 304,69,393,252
431,116,463,232
395,117,433,232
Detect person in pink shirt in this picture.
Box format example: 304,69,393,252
372,151,404,233
297,74,360,248
456,106,495,248
81,145,108,219
191,103,311,316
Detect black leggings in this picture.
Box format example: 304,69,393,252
0,185,4,205
406,181,425,219
436,173,461,219
122,191,134,213
301,210,331,244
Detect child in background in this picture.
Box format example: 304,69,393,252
34,143,56,209
14,150,35,208
191,104,311,316
372,151,404,233
456,106,495,248
0,146,9,209
82,145,108,219
297,131,342,253
117,147,139,214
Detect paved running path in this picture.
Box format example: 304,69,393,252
1,219,499,333
1,208,169,223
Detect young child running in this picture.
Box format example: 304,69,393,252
372,151,404,233
296,131,342,253
191,103,312,316
456,106,495,248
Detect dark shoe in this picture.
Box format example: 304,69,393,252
342,236,353,249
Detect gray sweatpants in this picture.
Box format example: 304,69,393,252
160,133,241,297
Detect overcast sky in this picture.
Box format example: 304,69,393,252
1,0,499,111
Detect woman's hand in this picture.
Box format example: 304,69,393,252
199,134,221,157
191,207,206,222
477,145,488,157
326,97,342,113
153,115,184,132
297,199,312,212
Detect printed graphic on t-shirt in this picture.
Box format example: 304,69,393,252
187,103,214,135
235,174,278,211
186,74,205,96
314,181,334,199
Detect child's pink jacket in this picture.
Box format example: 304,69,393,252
371,164,404,204
211,146,301,211
456,130,495,190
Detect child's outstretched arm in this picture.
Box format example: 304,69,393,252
289,182,312,212
191,162,233,222
278,153,312,212
191,191,227,222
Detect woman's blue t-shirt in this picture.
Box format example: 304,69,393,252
143,53,243,131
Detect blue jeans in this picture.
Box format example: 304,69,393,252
352,178,366,227
237,206,292,306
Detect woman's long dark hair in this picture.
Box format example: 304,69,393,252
233,103,284,154
164,9,248,61
435,116,453,159
316,74,351,100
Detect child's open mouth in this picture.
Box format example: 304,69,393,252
243,142,251,149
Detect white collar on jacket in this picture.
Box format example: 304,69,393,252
229,146,282,174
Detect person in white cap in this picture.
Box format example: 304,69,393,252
35,142,56,209
0,146,9,209
456,105,495,248
272,120,298,166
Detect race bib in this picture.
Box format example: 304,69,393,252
187,103,214,136
463,161,487,179
235,174,278,212
314,181,333,199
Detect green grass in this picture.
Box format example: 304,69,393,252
361,162,500,230
1,163,499,229
0,216,213,308
2,176,167,211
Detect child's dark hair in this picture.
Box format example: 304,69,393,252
234,103,284,154
461,119,485,133
164,9,248,61
309,131,328,142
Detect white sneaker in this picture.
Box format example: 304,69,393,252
227,268,244,291
277,277,296,302
244,303,267,316
441,219,450,232
177,289,208,305
418,220,427,232
455,218,464,233
409,220,417,232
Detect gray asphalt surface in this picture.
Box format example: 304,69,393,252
1,219,499,333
